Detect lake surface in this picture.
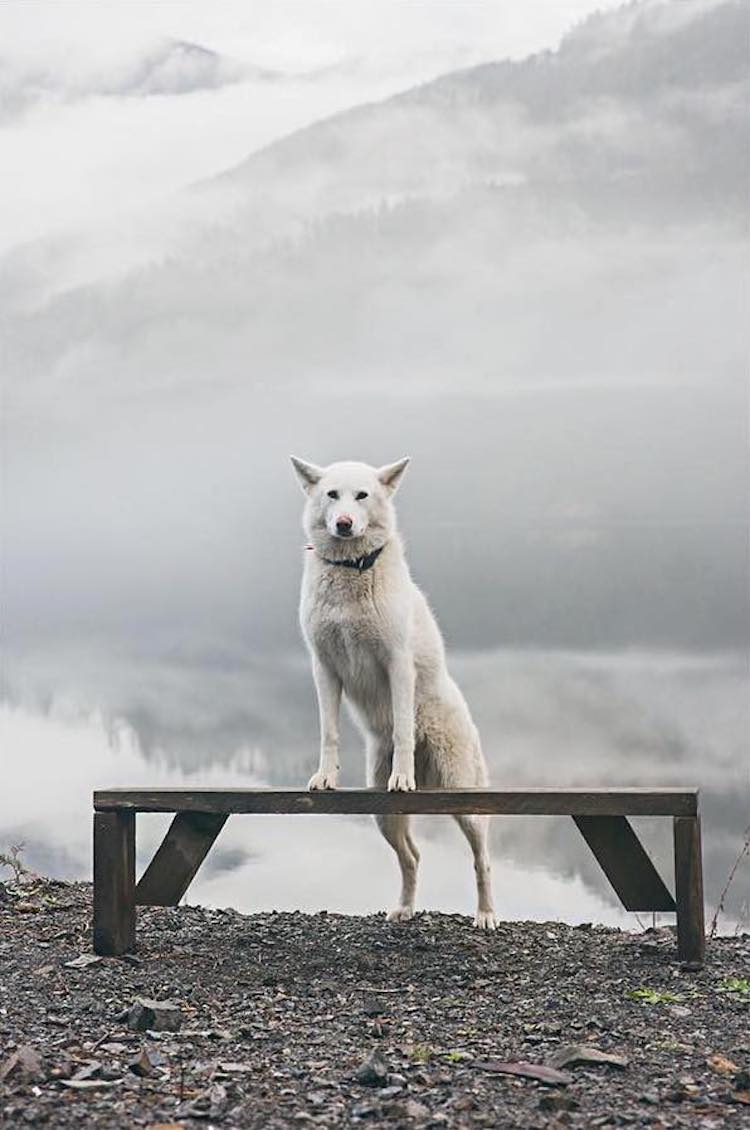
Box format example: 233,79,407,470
2,644,748,931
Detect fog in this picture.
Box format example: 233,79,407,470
4,647,748,924
1,0,748,926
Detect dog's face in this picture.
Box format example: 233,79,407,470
290,457,409,547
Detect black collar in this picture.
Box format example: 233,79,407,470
320,544,386,573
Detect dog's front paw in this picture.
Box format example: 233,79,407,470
387,771,416,792
386,905,415,923
474,909,497,931
308,769,338,790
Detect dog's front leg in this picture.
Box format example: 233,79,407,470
308,655,342,790
387,652,416,791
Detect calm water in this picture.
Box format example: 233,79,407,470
2,644,748,931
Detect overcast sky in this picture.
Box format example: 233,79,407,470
1,1,628,70
0,0,625,249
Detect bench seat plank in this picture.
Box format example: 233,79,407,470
94,787,698,817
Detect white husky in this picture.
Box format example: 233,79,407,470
291,456,496,929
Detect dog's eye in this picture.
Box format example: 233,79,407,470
327,490,339,500
355,491,368,501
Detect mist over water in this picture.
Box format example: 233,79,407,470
1,0,748,929
3,644,748,928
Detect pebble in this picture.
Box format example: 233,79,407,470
126,997,183,1033
354,1050,389,1086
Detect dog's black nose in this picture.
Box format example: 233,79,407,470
336,515,354,535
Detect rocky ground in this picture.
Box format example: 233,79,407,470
0,877,748,1129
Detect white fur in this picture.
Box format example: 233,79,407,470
291,456,496,929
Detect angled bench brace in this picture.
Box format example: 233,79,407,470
92,787,704,964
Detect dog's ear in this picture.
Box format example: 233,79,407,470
377,456,410,493
290,456,324,492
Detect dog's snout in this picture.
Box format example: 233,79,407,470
336,514,354,535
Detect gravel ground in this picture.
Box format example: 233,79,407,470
1,877,748,1128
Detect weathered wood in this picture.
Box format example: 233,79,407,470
136,812,228,907
94,787,698,817
673,815,706,965
573,815,676,912
91,786,704,961
93,810,135,955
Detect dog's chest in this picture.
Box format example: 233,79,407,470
304,582,393,687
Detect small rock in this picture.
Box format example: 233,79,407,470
352,1101,378,1118
48,1057,74,1081
639,940,662,956
547,1044,629,1071
355,1050,389,1086
71,1060,101,1082
450,1095,477,1113
0,1046,44,1083
128,1047,163,1077
377,1085,403,1099
539,1093,579,1112
402,1099,429,1119
127,997,182,1032
208,1083,228,1114
216,1061,254,1074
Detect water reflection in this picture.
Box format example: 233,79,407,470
2,646,747,930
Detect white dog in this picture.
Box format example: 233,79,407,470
291,456,496,929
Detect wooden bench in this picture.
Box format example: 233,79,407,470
92,787,705,965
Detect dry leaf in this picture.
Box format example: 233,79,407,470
61,1078,122,1090
706,1053,740,1075
64,954,102,970
474,1059,572,1086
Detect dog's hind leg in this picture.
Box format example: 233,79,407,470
368,736,420,921
375,814,420,921
453,814,496,930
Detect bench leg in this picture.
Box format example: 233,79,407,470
93,810,136,955
136,812,228,907
573,815,675,912
673,815,705,966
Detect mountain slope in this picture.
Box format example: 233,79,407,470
206,0,746,226
3,0,748,654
